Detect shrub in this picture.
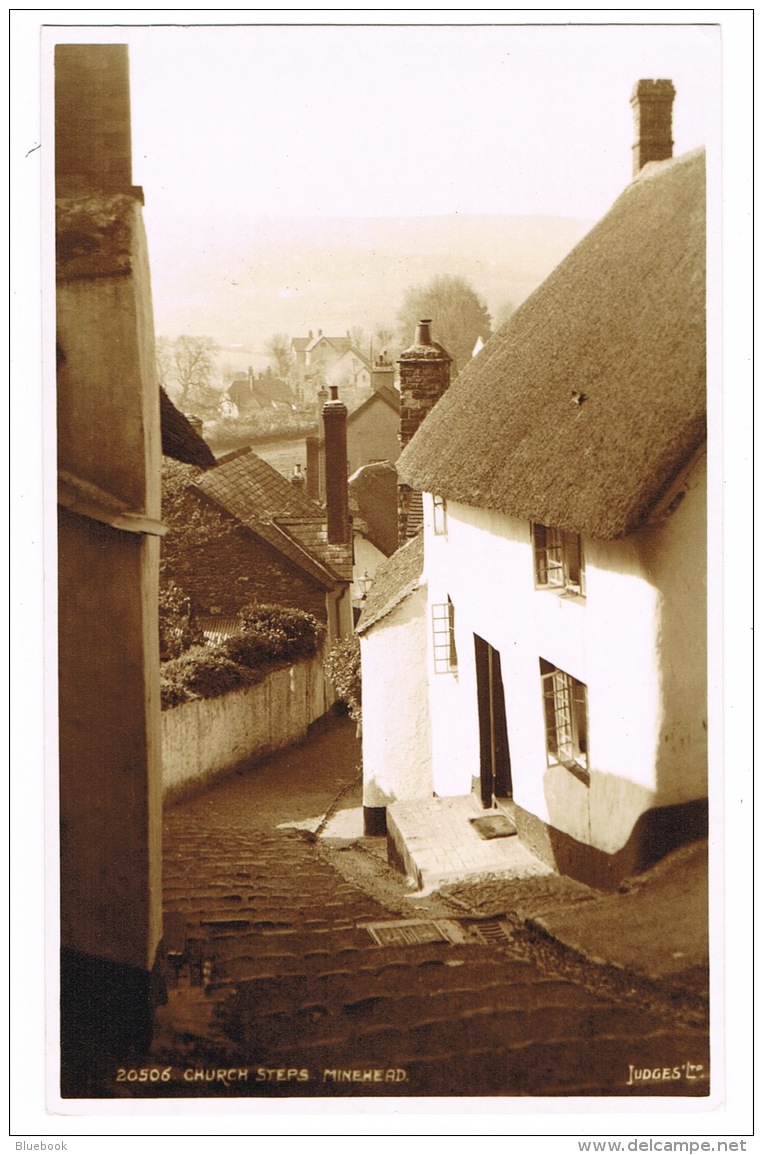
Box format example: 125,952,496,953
238,603,324,662
160,645,261,708
324,634,362,724
160,602,325,709
159,579,204,661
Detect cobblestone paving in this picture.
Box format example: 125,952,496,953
123,717,710,1100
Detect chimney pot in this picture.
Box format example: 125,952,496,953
415,319,433,346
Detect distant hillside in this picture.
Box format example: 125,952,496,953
143,211,593,349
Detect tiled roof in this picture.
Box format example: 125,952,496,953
398,150,706,540
403,490,424,539
193,448,352,587
356,533,424,635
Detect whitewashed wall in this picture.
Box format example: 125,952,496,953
162,654,333,801
418,456,706,855
360,584,433,809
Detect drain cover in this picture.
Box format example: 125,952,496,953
362,919,467,947
469,814,517,840
465,918,516,945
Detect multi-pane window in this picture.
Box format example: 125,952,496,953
540,658,589,778
533,524,585,596
433,494,447,536
432,598,458,674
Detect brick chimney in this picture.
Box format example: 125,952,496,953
631,79,675,177
397,320,451,542
322,385,349,544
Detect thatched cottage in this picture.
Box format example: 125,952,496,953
358,96,707,889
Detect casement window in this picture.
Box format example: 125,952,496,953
533,523,585,596
432,597,458,674
540,658,589,779
433,494,447,536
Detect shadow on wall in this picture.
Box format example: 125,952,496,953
518,794,708,892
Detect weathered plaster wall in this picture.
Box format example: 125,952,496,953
162,654,333,801
57,193,163,971
416,470,706,856
360,586,433,808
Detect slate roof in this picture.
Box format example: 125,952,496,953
397,149,707,540
160,388,216,469
193,447,352,586
356,532,425,635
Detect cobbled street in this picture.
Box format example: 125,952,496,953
116,715,711,1101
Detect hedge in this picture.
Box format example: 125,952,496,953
161,603,325,709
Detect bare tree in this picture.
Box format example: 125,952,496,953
172,335,219,411
155,335,174,390
348,325,367,356
396,274,492,374
265,333,293,380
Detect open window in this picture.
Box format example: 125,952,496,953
533,524,585,596
540,658,589,781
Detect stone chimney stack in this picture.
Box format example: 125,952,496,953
322,385,349,545
397,320,451,543
398,320,451,447
631,79,676,177
55,44,133,193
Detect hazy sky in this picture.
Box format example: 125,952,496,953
42,20,720,225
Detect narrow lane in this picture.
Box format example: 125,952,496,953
135,715,710,1099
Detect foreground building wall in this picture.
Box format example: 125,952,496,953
56,44,165,1091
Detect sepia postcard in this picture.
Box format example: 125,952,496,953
10,10,753,1145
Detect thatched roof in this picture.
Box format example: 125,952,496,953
356,533,424,635
397,150,706,540
160,388,216,469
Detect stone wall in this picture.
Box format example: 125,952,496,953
162,651,334,802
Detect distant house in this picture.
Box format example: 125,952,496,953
359,103,707,888
226,367,294,415
162,447,353,643
292,329,372,396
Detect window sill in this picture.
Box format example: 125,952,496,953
561,760,590,786
536,585,586,605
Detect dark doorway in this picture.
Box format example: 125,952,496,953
474,635,512,808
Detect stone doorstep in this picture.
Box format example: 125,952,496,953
387,795,551,893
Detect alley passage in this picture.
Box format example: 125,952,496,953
134,716,709,1099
